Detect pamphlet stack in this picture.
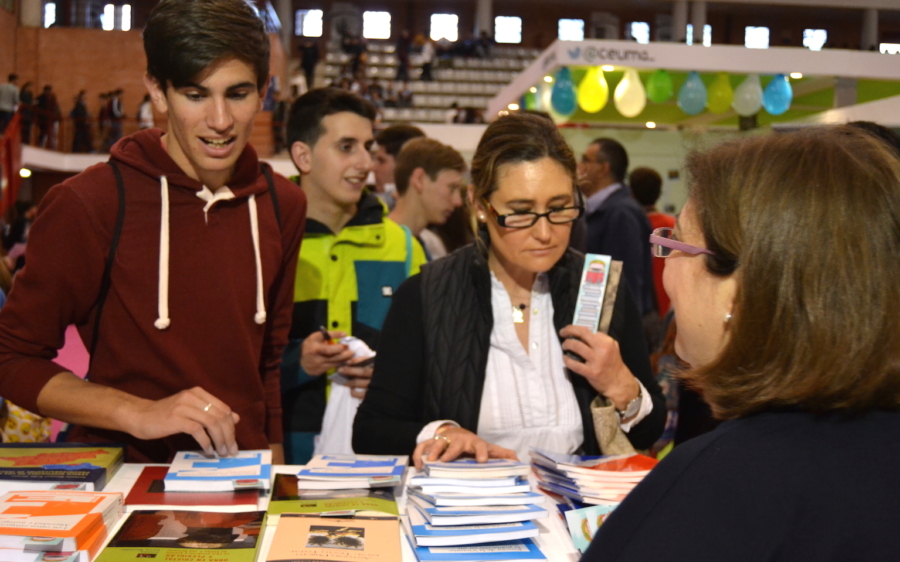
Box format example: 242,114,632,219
529,448,658,505
405,459,548,562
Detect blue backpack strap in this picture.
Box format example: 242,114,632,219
400,224,413,277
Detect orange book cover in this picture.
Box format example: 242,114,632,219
0,491,122,551
266,513,401,562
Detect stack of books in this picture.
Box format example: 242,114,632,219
0,490,123,562
405,459,548,562
163,450,272,492
294,454,407,489
530,448,658,505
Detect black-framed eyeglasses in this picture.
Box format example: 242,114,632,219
483,199,584,229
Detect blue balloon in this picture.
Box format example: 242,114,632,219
762,74,793,116
677,71,708,116
551,67,577,117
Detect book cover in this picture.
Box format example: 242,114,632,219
408,476,520,488
407,505,539,547
94,510,264,562
0,491,123,551
266,513,401,562
267,474,398,516
422,460,530,479
413,538,545,561
563,504,617,554
164,451,271,492
530,448,657,480
125,467,260,513
0,518,108,562
409,489,545,507
296,455,407,480
409,497,548,526
0,444,124,492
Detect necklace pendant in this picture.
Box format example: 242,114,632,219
512,305,525,324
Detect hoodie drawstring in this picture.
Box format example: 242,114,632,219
154,176,267,330
154,176,171,330
248,195,266,325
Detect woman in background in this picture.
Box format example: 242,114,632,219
354,113,665,465
583,126,900,561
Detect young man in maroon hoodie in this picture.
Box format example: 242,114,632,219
0,0,306,463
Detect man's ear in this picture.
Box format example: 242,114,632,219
143,73,169,115
410,167,427,194
290,141,313,175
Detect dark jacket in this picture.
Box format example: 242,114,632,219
585,186,656,317
353,244,666,456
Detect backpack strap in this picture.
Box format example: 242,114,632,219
399,224,413,277
261,163,281,231
89,161,126,365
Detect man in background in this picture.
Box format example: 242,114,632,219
579,138,657,341
629,166,674,318
371,124,425,210
388,137,466,260
283,88,426,463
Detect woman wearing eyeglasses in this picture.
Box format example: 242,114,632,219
353,113,666,466
581,126,900,560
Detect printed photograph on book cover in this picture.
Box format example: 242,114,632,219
109,511,262,549
306,525,365,550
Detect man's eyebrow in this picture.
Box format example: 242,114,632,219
226,82,256,91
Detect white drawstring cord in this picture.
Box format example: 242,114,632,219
154,175,171,330
248,194,266,324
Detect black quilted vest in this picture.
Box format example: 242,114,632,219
419,244,604,456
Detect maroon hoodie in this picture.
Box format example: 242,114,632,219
0,129,306,462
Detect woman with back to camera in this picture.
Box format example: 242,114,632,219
582,126,900,561
353,113,665,466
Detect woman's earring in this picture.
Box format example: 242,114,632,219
478,214,486,221
724,313,732,323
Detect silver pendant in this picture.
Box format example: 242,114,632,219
512,305,525,324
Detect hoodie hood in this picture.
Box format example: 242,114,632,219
110,128,269,199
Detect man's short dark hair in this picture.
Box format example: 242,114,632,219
143,0,270,92
375,124,425,158
287,87,377,148
629,167,663,207
394,137,467,196
590,137,629,182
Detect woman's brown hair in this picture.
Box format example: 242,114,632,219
684,126,900,418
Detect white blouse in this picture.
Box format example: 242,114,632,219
416,272,652,462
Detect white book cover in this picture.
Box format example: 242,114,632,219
164,450,272,492
0,490,122,551
407,505,539,547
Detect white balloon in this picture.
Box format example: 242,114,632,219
732,74,763,117
614,69,647,118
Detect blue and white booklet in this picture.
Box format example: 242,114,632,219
164,450,271,492
410,488,546,507
407,504,540,547
413,538,546,561
422,459,530,479
296,454,407,488
409,496,548,526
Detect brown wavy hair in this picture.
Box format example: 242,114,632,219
683,126,900,418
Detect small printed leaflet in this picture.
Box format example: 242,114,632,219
406,503,539,547
164,450,272,492
421,459,530,480
94,509,265,562
563,503,618,554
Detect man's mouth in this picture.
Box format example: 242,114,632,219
202,137,235,149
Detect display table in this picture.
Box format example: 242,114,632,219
101,463,580,562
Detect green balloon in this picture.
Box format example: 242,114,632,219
646,69,674,103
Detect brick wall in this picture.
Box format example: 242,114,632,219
0,7,15,82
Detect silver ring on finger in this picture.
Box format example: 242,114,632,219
203,403,213,412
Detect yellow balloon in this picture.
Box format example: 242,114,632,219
614,68,647,118
577,67,609,113
707,73,734,114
